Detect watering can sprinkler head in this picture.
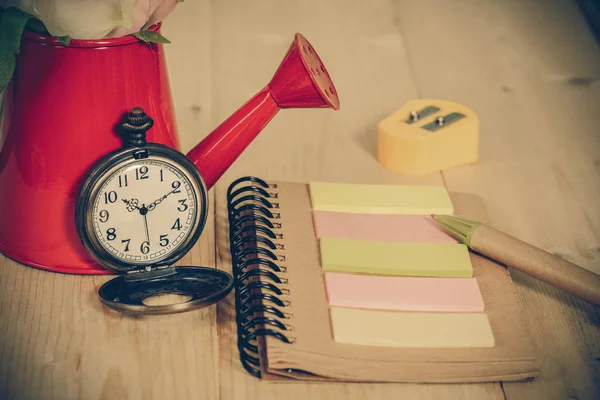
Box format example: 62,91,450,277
186,33,340,189
269,33,340,110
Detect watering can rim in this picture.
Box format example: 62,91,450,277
21,22,163,48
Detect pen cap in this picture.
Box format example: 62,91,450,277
432,214,481,246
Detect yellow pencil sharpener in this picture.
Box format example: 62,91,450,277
377,99,479,176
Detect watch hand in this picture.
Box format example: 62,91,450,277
122,198,141,212
140,204,150,242
143,214,150,242
147,187,179,212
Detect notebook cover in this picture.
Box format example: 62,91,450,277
221,179,540,383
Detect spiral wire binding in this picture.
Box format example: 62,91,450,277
227,176,294,378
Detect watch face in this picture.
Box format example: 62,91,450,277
77,146,208,272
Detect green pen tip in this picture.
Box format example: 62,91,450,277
430,214,481,246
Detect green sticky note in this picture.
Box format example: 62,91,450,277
308,181,454,215
319,237,472,277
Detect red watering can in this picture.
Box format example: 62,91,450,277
0,28,339,274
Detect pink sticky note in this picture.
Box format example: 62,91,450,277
312,211,458,243
323,272,484,312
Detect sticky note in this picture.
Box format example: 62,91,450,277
330,307,495,348
323,273,484,312
308,181,454,215
319,237,473,277
312,211,458,243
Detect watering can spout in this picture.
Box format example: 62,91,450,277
186,33,340,190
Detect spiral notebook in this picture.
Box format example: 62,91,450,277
219,176,540,383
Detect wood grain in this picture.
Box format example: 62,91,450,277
0,232,219,400
1,0,599,399
393,0,600,399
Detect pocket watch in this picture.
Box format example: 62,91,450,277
75,107,233,315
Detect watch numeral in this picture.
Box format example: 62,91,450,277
171,218,182,231
160,169,164,182
141,241,150,254
118,174,128,187
104,191,118,204
172,181,181,193
136,166,149,180
160,235,169,247
177,199,188,212
121,238,130,252
106,228,116,241
99,210,109,223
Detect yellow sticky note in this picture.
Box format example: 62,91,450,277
319,237,473,277
308,181,454,215
330,306,495,348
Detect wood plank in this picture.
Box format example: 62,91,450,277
392,0,600,399
210,0,503,398
209,0,442,187
0,234,219,400
162,0,214,154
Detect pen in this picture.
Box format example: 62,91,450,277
432,214,600,306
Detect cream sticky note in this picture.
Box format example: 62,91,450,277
312,211,458,243
319,237,473,277
330,306,495,348
323,273,484,312
308,181,454,215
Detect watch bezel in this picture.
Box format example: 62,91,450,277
75,143,209,274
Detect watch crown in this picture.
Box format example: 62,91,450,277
122,107,154,147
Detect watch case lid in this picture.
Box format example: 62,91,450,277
98,265,234,315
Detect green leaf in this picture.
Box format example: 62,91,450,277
25,18,49,35
132,30,171,44
56,35,71,46
0,7,37,93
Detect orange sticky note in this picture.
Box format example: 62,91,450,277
323,272,484,312
312,211,457,243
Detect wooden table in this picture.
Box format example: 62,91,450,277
1,0,599,399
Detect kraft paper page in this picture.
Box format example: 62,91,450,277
329,307,495,348
323,272,484,312
308,181,454,215
319,237,473,277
